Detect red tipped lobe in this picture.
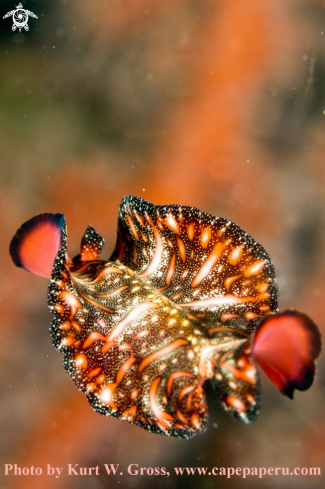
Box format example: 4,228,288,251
10,213,65,278
252,310,321,398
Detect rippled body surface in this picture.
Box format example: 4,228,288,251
10,195,321,438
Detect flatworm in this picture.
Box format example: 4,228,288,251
9,195,322,438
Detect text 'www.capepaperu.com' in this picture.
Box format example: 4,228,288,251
3,463,322,479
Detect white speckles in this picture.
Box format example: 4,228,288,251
228,381,237,390
215,373,223,381
179,330,184,334
182,320,189,327
172,358,178,364
168,319,176,326
187,350,195,360
151,315,158,323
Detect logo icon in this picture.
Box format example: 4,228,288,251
3,3,38,32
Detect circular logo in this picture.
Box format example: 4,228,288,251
12,9,29,31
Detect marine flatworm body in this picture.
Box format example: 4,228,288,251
10,195,322,438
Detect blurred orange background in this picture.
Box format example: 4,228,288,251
1,0,325,488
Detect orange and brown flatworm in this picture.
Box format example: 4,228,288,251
9,195,322,438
